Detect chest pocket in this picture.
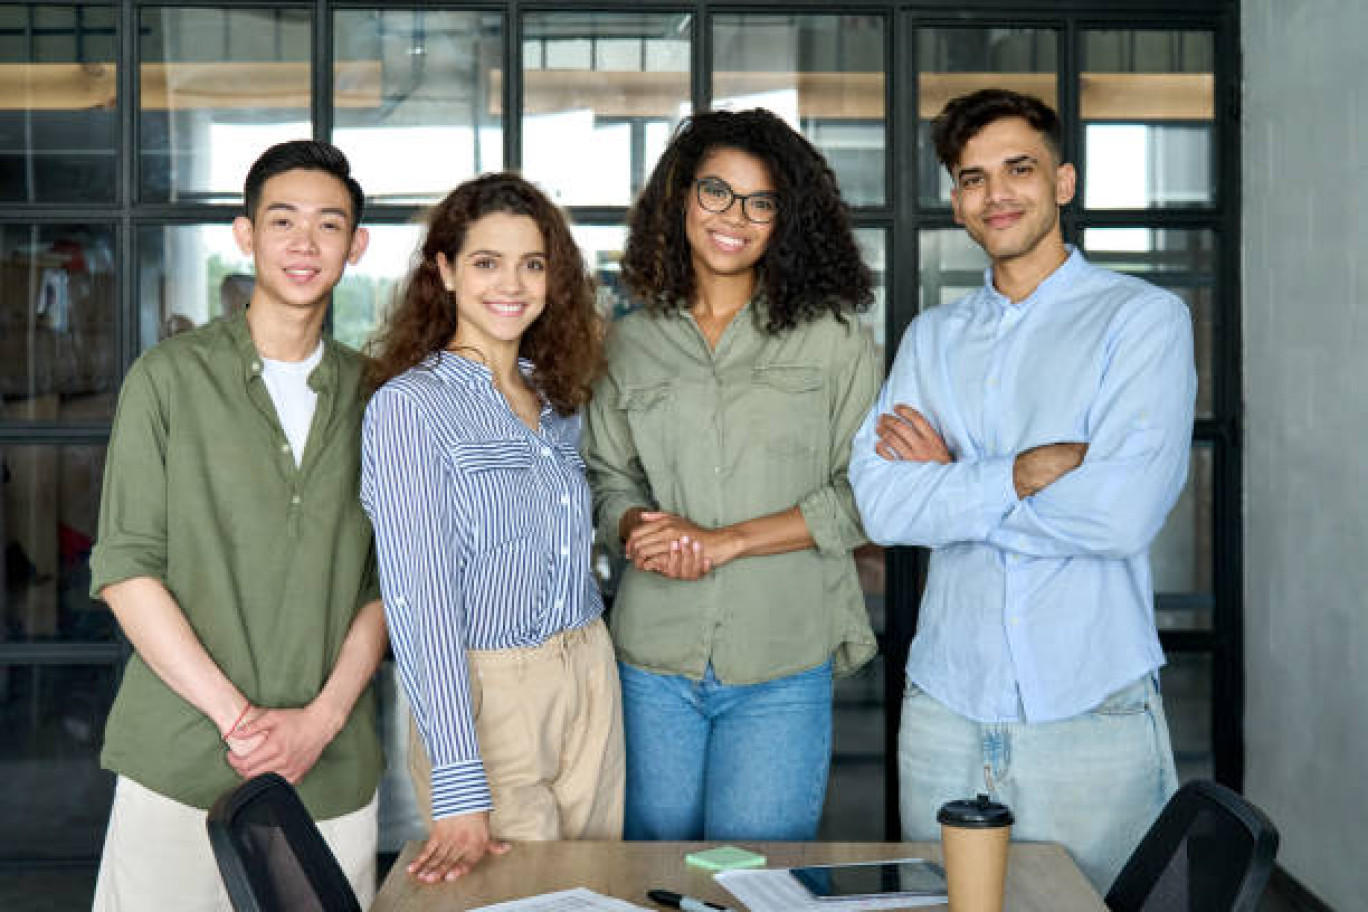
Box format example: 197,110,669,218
449,439,537,551
618,380,676,481
748,364,826,464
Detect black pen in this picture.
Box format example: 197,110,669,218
647,888,734,912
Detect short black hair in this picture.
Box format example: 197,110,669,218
931,89,1063,173
242,140,365,225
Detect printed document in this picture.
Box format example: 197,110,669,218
472,887,652,911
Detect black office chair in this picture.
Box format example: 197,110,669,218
206,772,362,912
1106,779,1279,912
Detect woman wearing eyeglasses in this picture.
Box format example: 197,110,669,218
582,108,881,840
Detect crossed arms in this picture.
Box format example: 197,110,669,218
849,294,1197,558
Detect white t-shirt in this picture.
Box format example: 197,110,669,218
261,340,324,467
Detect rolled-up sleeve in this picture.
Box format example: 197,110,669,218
799,321,883,556
90,359,171,597
361,389,491,819
582,364,654,558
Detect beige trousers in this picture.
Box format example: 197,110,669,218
408,617,625,840
91,775,377,911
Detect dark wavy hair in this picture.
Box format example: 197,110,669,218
621,108,872,334
931,89,1062,173
365,173,602,414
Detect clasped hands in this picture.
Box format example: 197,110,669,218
874,403,1087,498
222,701,342,784
623,509,740,581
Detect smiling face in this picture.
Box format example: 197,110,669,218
437,211,548,359
231,167,368,315
684,146,777,285
950,116,1075,270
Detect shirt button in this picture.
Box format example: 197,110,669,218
554,599,564,610
714,466,721,474
280,443,291,454
540,447,552,458
560,546,569,556
251,362,262,373
560,494,570,506
291,494,301,505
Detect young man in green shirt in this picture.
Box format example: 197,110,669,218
89,141,387,909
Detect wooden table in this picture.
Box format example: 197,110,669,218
370,841,1107,911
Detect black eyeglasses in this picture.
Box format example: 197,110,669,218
693,177,780,224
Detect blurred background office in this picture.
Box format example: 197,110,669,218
0,0,1360,909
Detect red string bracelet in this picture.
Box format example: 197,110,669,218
223,703,251,742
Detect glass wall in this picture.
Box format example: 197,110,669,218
0,0,1239,875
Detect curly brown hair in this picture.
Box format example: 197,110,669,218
621,108,872,333
365,173,602,414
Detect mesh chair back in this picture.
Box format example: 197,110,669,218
206,772,362,912
1106,780,1279,912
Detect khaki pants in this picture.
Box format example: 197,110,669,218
91,775,377,911
408,617,624,840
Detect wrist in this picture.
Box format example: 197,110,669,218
618,507,646,542
219,699,252,740
711,526,746,565
307,695,348,741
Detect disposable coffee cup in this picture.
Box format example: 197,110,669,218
937,794,1014,912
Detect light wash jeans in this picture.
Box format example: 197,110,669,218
898,674,1178,894
619,659,833,841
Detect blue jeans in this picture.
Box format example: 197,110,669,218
898,674,1178,894
620,660,833,841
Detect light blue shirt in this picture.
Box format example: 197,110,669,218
361,351,603,819
849,249,1196,724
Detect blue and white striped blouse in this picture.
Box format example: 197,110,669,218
360,350,603,819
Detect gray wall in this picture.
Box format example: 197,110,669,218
1243,2,1368,908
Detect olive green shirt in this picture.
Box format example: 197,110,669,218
90,313,383,817
582,300,881,684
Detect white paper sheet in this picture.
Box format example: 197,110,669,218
471,887,653,912
715,868,944,911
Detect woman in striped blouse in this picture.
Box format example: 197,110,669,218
360,174,621,884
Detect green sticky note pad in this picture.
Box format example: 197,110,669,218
686,846,767,871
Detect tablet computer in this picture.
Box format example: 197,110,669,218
790,858,948,900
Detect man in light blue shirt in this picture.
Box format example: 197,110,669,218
849,89,1195,891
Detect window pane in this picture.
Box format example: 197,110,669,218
140,7,312,204
1082,227,1216,420
137,224,251,350
918,228,988,311
0,664,117,858
333,10,503,204
714,14,885,207
1161,652,1213,782
332,223,423,352
570,224,630,320
522,13,691,206
0,5,118,203
1152,445,1214,625
917,28,1058,207
0,223,118,423
1082,31,1215,208
1,444,115,643
854,228,887,356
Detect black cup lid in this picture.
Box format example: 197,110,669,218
937,794,1014,828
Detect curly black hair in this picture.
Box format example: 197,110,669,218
620,108,873,334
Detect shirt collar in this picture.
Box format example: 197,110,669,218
224,310,337,393
982,245,1086,311
431,349,548,413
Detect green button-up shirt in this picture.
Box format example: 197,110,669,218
583,300,881,684
90,313,383,817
